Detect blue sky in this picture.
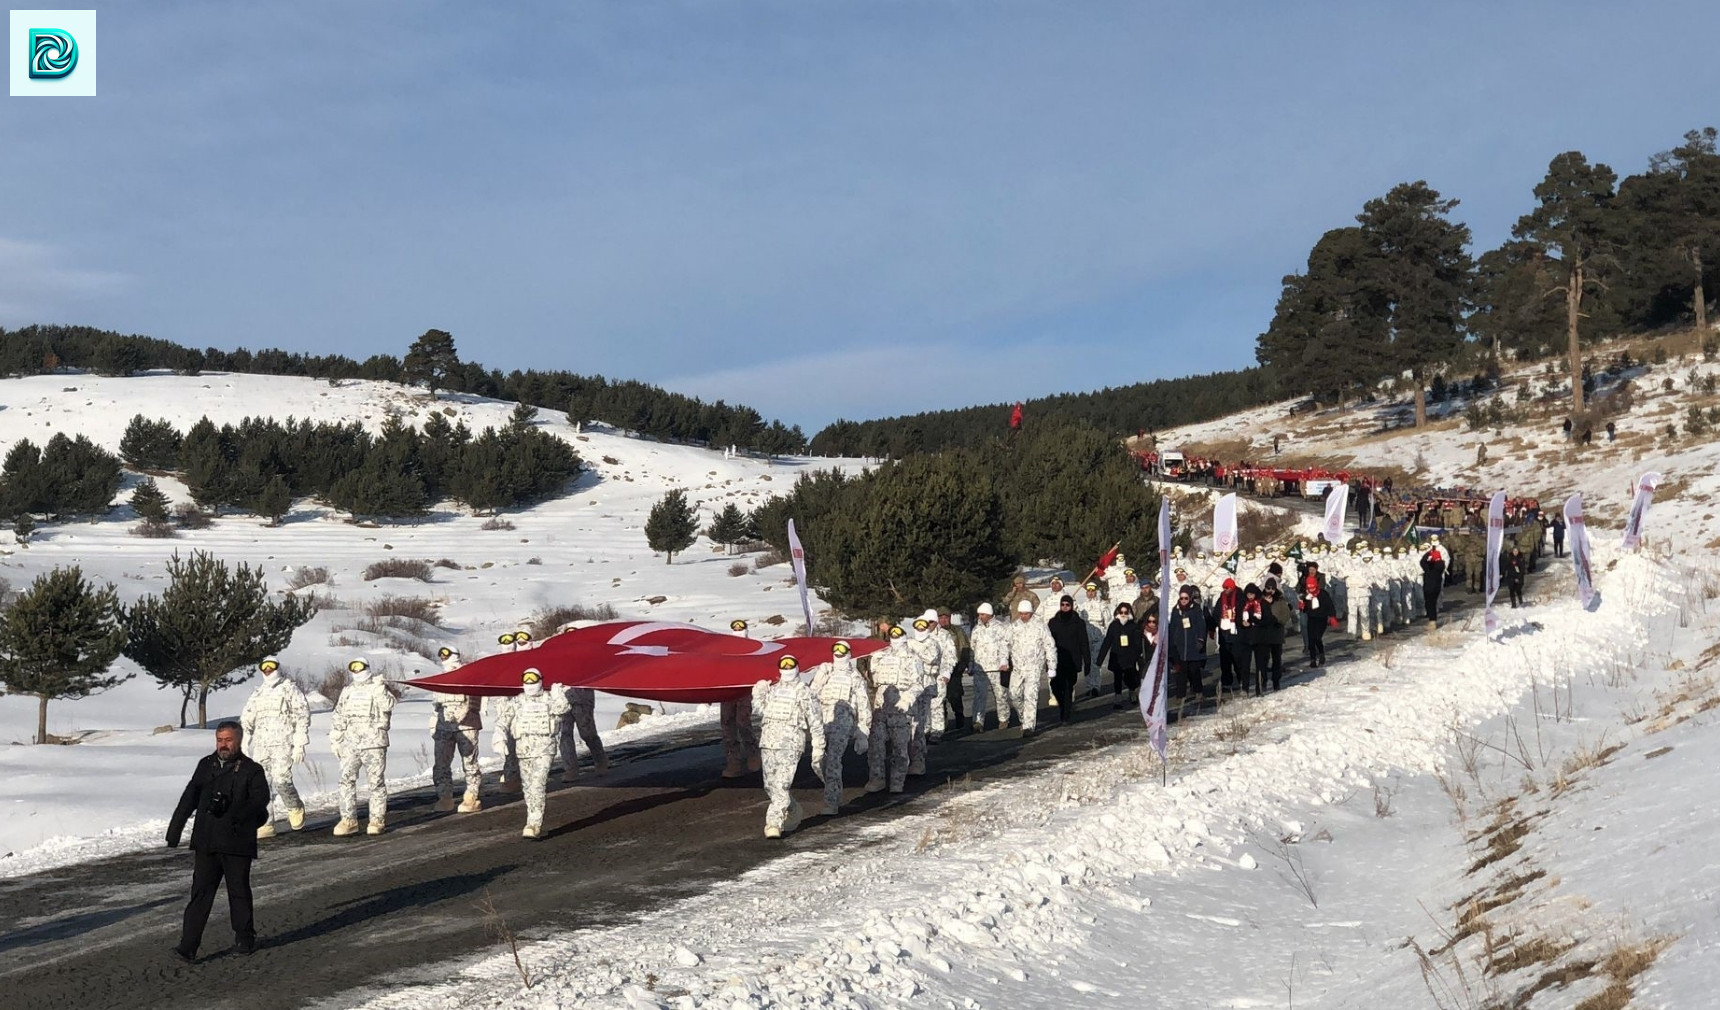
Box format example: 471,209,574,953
3,2,1717,433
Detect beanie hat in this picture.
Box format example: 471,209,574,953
976,602,994,615
1016,599,1034,614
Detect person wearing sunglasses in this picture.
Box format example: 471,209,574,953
239,658,310,837
1167,587,1209,708
754,655,822,838
1047,595,1091,721
1094,603,1144,709
329,658,396,837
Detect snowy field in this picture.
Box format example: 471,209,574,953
0,371,871,872
5,362,1720,1009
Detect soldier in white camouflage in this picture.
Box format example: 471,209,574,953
808,640,871,815
754,654,822,837
967,603,1012,730
1079,581,1109,696
1005,600,1056,736
492,668,570,839
239,658,310,838
429,647,483,814
330,658,395,837
866,625,924,794
904,612,944,770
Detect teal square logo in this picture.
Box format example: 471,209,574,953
27,28,76,79
10,10,97,96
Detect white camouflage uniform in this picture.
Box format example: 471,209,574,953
239,668,310,829
968,615,1012,729
330,672,396,830
493,682,570,835
866,638,924,793
1005,613,1056,734
754,668,821,836
430,654,482,810
904,624,943,771
808,651,872,814
929,623,958,737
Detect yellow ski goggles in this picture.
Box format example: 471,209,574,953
436,647,454,661
730,619,748,632
777,655,799,672
498,632,517,646
259,659,280,674
521,669,542,685
912,618,930,632
888,625,906,639
347,660,369,674
832,641,851,657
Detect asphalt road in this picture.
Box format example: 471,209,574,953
0,580,1494,1010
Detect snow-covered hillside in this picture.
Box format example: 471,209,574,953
0,371,870,870
1149,331,1720,552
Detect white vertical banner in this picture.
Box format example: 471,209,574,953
1483,490,1506,634
1320,482,1348,544
1563,493,1594,608
1212,493,1239,558
786,519,815,634
1621,471,1663,552
1141,497,1173,761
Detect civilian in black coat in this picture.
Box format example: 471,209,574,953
1094,602,1145,707
168,720,271,960
1167,586,1208,700
1047,596,1092,721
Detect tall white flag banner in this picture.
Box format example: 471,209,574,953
1321,482,1348,544
1563,494,1594,608
1212,493,1239,558
787,519,815,634
1483,490,1507,634
1621,472,1663,552
1141,497,1173,761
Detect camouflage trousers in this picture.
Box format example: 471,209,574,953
256,748,301,823
338,747,388,823
761,741,805,832
867,706,912,792
432,728,480,800
557,695,605,778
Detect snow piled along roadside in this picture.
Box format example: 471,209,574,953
352,550,1687,1008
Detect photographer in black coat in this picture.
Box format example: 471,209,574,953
167,720,270,961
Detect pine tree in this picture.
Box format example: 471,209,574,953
180,417,235,513
119,415,183,471
645,488,699,563
41,433,122,517
1512,152,1619,412
809,453,1014,615
707,502,747,554
0,566,128,743
130,478,171,522
123,550,318,727
1354,181,1475,428
254,474,292,526
402,328,460,397
508,402,539,429
0,439,47,518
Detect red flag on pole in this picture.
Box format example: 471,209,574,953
1094,544,1120,577
1009,402,1023,430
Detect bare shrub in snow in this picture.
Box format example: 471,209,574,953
286,566,331,591
130,519,176,538
527,602,619,639
172,503,211,529
363,594,443,626
728,562,749,577
362,558,434,582
755,549,787,570
481,518,516,531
